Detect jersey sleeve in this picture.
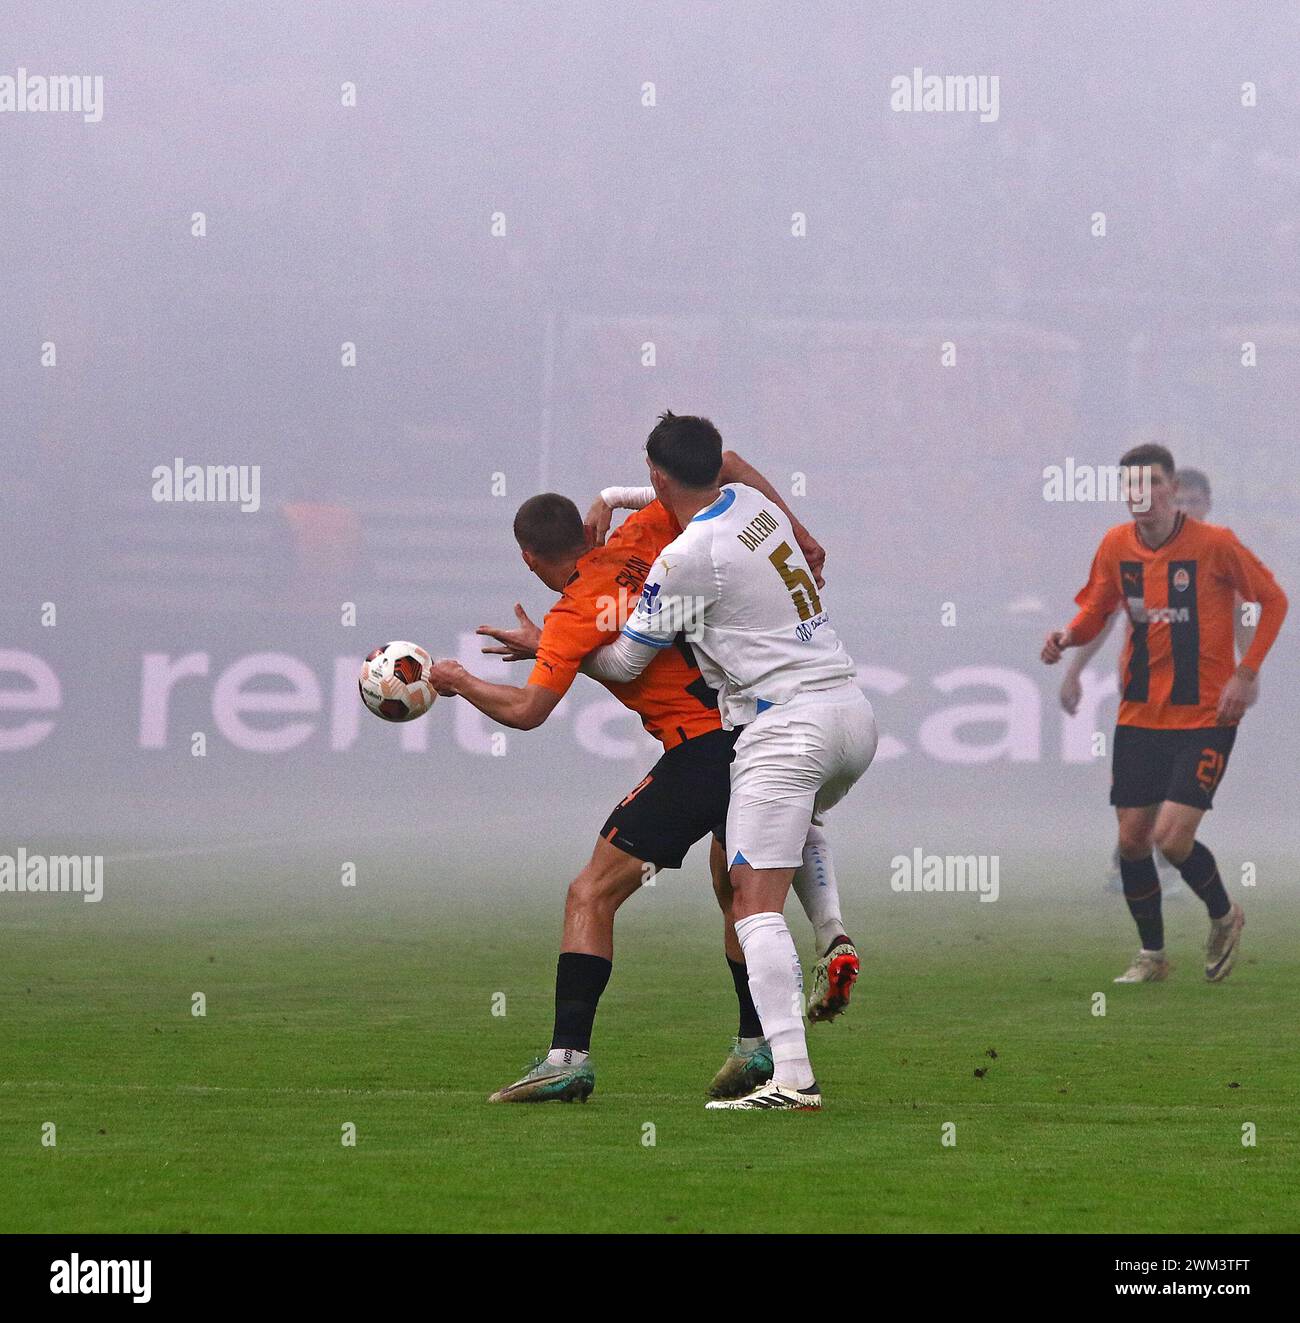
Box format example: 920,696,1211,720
623,549,717,649
582,546,717,685
527,592,607,696
600,485,656,511
1217,529,1288,674
1068,532,1122,645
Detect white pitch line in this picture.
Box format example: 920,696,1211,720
100,826,439,866
0,1078,692,1103
0,1080,1261,1113
0,1079,464,1100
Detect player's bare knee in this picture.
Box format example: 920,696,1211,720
566,867,606,914
1153,823,1194,864
562,875,586,918
569,857,642,915
727,871,771,921
1117,827,1154,859
566,874,608,915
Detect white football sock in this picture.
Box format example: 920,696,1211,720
791,823,847,954
734,911,814,1090
545,1047,589,1067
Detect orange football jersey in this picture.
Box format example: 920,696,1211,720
1070,514,1287,729
528,501,721,749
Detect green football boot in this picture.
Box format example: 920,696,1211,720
488,1053,595,1103
706,1038,774,1099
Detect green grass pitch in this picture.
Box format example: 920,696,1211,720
1,863,1295,1234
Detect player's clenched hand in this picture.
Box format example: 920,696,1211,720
794,527,826,588
476,603,541,661
426,659,467,697
1216,668,1253,724
584,498,614,548
1058,672,1082,715
1041,628,1073,665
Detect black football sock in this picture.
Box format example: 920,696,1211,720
1177,841,1231,920
550,952,613,1053
1119,855,1164,951
728,956,764,1039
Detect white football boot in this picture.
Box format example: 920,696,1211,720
1113,949,1171,983
1205,904,1245,983
705,1080,822,1111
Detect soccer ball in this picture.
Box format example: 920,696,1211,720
358,641,436,723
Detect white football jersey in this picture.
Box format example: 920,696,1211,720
622,483,857,726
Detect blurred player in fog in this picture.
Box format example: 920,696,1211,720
1043,446,1287,984
1057,468,1260,895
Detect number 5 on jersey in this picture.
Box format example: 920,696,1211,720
769,541,823,621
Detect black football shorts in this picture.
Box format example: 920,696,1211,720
1110,724,1237,812
600,726,740,870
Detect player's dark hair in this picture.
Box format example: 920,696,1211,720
1177,467,1210,496
513,493,586,559
646,410,724,489
1118,442,1175,479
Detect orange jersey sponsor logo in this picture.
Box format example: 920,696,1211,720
1071,514,1287,730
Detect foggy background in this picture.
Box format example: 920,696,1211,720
2,1,1296,898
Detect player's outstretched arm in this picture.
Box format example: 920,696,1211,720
586,547,715,681
719,450,825,587
425,660,562,730
583,632,661,683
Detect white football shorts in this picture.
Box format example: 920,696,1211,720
726,684,877,870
